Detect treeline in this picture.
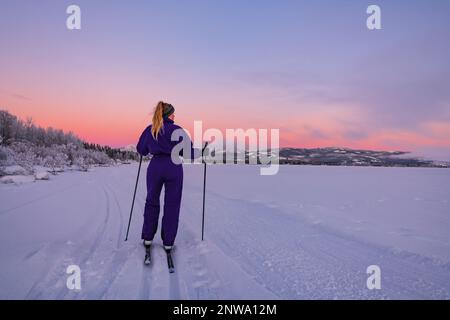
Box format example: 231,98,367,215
0,109,138,175
83,142,139,162
0,110,81,147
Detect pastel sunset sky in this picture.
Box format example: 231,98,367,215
1,0,450,159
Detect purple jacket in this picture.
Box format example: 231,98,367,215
136,118,198,160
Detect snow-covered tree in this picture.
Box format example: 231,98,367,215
9,141,36,173
73,156,88,171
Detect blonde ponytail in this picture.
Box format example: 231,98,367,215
151,101,165,139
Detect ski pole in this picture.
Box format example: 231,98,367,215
125,154,143,241
201,142,208,241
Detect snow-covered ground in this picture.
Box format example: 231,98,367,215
0,163,449,299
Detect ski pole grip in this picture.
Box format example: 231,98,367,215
202,141,209,154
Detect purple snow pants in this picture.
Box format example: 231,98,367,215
141,154,183,246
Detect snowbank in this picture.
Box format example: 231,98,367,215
34,171,50,180
0,175,35,184
1,165,27,176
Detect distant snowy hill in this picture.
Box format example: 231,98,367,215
210,147,449,168
278,147,450,167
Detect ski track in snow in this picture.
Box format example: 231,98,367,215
0,164,449,299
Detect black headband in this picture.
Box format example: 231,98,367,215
163,104,175,118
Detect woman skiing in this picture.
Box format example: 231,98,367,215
136,101,199,268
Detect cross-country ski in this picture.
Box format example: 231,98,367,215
165,248,175,274
143,241,151,266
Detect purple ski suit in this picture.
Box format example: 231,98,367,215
136,118,197,246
